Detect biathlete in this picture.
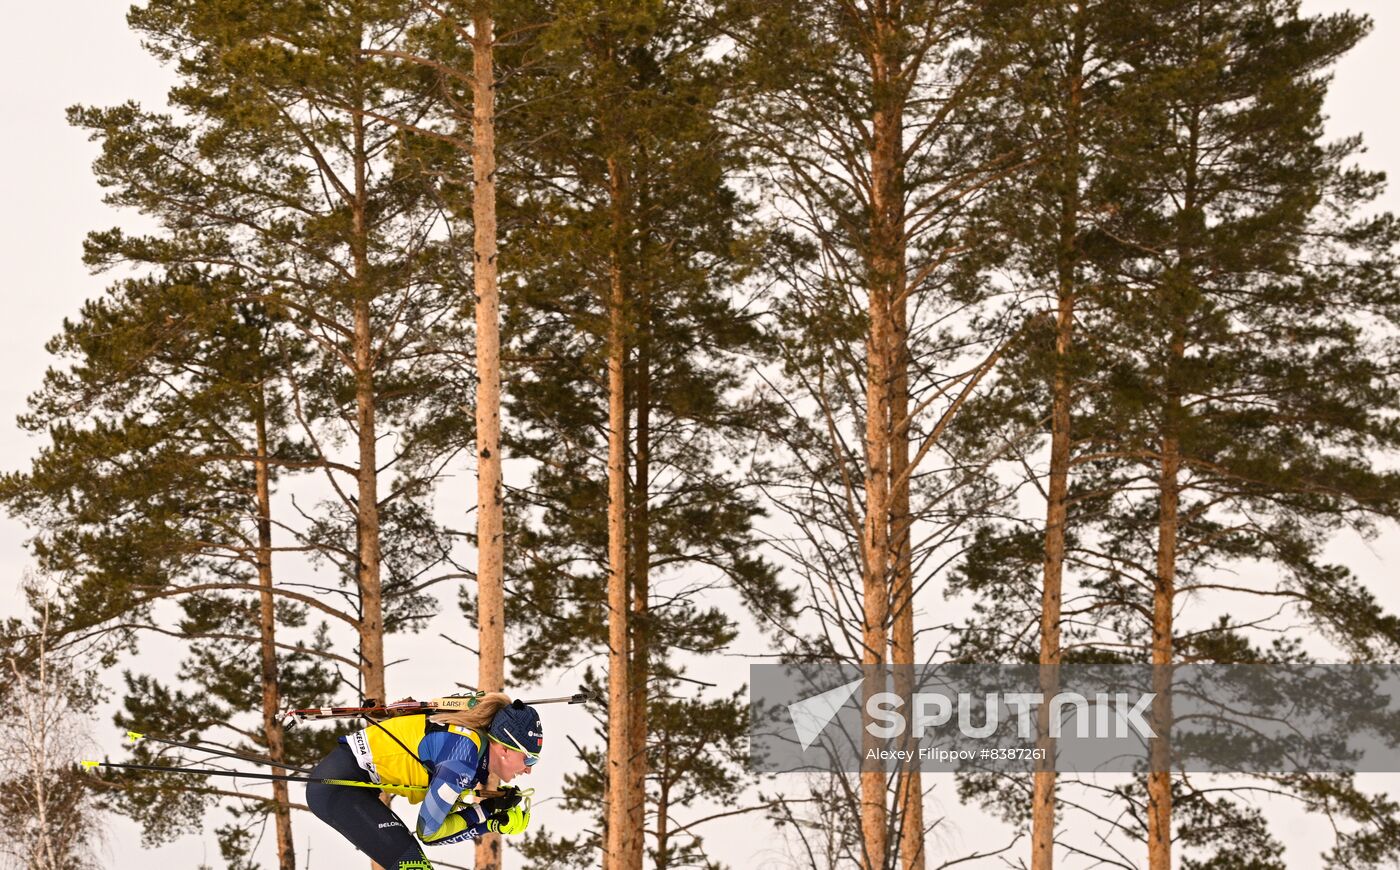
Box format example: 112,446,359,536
306,692,542,869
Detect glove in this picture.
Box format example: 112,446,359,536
478,785,522,816
485,804,531,835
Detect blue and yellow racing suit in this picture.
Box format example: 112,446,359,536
340,714,496,843
307,714,502,869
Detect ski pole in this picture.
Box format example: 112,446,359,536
79,759,511,799
125,731,314,774
80,759,422,792
284,690,595,725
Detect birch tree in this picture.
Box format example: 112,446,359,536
0,578,105,870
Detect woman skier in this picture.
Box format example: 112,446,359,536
306,692,541,869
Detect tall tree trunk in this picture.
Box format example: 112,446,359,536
860,294,892,870
1147,103,1197,870
471,5,505,868
1032,285,1073,870
890,377,923,870
1032,289,1073,870
604,152,639,870
255,388,296,870
889,202,922,870
628,273,652,870
1146,94,1204,870
349,47,386,708
655,744,672,870
1033,21,1084,867
352,254,386,695
350,82,388,870
353,294,387,870
1147,420,1179,870
861,13,902,866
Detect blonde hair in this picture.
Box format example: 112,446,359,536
428,691,512,731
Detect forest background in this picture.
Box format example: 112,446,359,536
2,0,1400,869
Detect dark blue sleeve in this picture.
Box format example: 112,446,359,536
415,733,489,842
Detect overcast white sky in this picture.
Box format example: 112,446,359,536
3,2,1399,868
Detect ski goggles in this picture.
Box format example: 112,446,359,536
488,728,540,767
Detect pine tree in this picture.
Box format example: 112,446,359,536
464,3,509,862
949,2,1400,865
63,0,473,723
1063,1,1400,865
371,3,512,862
1,0,475,862
943,2,1164,865
729,0,1023,864
0,268,343,867
479,0,795,865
